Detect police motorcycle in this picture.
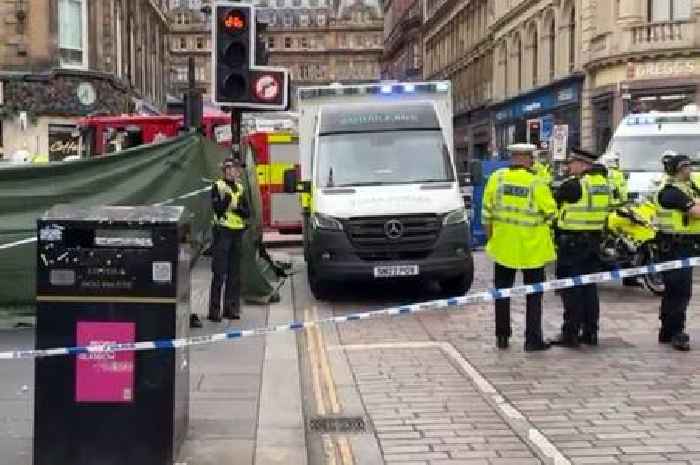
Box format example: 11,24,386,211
549,156,664,296
598,200,664,296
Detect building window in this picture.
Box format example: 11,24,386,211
648,0,692,22
301,37,308,48
276,0,284,6
180,37,187,49
268,36,275,49
285,37,292,48
176,66,187,82
568,6,576,72
300,14,309,26
317,14,326,26
284,13,293,27
58,0,88,68
514,34,522,92
197,37,204,49
530,24,538,87
548,16,556,80
293,0,302,6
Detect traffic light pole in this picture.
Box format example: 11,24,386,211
230,108,242,164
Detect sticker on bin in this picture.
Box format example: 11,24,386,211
374,265,419,278
152,261,172,283
76,321,135,403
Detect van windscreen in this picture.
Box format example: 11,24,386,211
609,135,700,172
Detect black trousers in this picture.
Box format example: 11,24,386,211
659,239,695,337
556,234,600,338
209,226,244,319
494,263,545,343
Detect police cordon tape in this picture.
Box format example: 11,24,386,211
1,256,697,361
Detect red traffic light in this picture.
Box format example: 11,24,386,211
253,74,281,102
223,9,247,33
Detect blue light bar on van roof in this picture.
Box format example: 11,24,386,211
625,114,700,125
298,82,450,100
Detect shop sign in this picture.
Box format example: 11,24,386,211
552,124,568,161
48,124,80,161
632,60,695,79
496,82,581,122
557,87,577,103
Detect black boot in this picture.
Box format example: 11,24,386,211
658,329,672,344
497,336,509,349
525,340,551,352
672,332,690,351
550,333,580,348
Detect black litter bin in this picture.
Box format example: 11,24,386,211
34,205,191,465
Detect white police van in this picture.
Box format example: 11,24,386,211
605,104,700,201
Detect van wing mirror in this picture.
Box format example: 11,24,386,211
469,160,483,185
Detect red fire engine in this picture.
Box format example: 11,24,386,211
77,114,301,233
244,131,302,234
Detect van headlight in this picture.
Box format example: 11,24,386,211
312,213,343,231
443,207,469,225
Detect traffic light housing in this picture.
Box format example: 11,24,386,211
213,2,288,110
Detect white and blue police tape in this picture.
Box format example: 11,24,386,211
1,257,698,361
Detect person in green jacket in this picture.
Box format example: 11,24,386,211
482,143,557,352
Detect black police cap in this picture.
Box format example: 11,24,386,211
568,147,598,164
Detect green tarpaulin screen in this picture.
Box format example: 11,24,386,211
0,133,282,307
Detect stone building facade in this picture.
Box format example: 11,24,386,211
583,0,700,152
423,0,493,164
0,0,170,161
168,3,212,101
417,0,700,162
256,0,383,107
382,0,423,80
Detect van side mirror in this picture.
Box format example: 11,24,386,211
469,160,483,185
283,169,298,194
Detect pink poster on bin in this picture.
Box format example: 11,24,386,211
76,321,135,403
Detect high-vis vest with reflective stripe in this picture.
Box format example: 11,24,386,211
214,180,246,230
607,168,627,207
533,161,553,185
557,173,611,231
482,167,557,269
655,180,700,235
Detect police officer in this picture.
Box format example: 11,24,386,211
654,154,700,351
208,157,250,322
552,147,611,347
482,143,557,352
602,153,627,208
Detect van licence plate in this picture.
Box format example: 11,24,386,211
373,265,420,278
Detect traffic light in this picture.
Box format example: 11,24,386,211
255,21,270,66
213,1,288,110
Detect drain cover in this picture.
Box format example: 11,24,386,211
309,416,366,433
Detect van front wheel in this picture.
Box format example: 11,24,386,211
308,261,332,301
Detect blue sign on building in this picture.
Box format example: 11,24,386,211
492,80,581,123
